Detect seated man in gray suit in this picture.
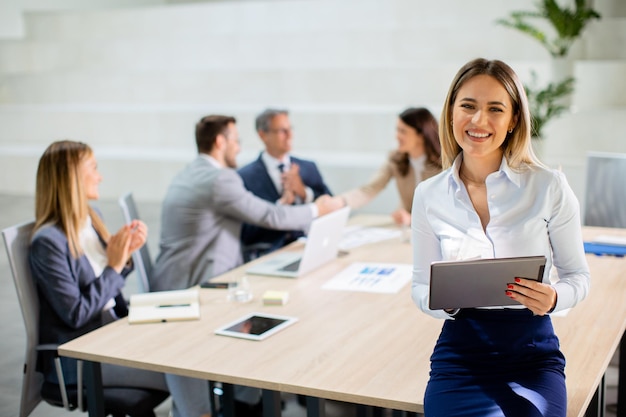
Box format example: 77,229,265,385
152,115,341,417
238,108,333,261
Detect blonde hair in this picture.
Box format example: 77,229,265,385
439,58,542,170
34,140,110,258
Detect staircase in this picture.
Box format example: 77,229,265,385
0,0,624,214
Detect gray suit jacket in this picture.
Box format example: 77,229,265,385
151,156,313,291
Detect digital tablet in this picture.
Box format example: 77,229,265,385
215,312,298,341
429,256,546,310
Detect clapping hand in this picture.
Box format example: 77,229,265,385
278,189,296,205
106,220,147,273
106,226,132,273
127,220,148,254
281,163,307,200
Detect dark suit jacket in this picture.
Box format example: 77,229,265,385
237,154,332,260
29,221,131,385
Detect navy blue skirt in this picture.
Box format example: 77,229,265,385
424,308,566,417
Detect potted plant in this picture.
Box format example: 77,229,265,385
496,0,601,58
524,71,575,139
496,0,600,148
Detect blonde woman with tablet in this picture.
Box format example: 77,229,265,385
411,59,590,417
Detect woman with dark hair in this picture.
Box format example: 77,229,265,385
411,58,590,417
334,107,442,225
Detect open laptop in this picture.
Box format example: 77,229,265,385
246,206,351,278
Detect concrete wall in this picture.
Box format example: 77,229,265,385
0,0,624,216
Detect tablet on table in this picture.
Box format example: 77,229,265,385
215,312,298,341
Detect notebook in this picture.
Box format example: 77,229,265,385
246,206,351,278
429,256,546,310
128,289,200,324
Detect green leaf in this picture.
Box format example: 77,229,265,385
495,0,601,58
525,72,575,138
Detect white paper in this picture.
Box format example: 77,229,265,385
323,262,412,294
339,226,402,250
592,234,626,246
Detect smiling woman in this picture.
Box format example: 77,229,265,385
452,73,520,230
410,58,590,417
453,75,517,165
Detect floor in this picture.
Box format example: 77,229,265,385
0,193,619,417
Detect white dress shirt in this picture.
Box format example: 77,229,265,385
261,152,314,203
411,153,590,320
79,216,116,311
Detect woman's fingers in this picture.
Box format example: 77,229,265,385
505,277,557,316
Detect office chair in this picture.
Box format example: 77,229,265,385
583,152,626,228
118,192,153,293
2,220,169,417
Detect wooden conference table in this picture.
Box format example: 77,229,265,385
59,216,626,417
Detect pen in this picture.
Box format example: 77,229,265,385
157,304,191,308
200,282,233,289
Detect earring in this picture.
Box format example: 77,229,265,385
508,128,513,133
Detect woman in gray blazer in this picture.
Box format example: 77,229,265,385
29,141,176,412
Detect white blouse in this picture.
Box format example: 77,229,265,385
409,154,426,185
411,154,590,320
79,216,115,311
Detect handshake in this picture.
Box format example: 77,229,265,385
314,194,346,217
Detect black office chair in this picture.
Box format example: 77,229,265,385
2,220,169,417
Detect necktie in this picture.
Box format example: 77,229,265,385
277,164,285,194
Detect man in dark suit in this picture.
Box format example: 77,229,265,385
238,108,333,261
